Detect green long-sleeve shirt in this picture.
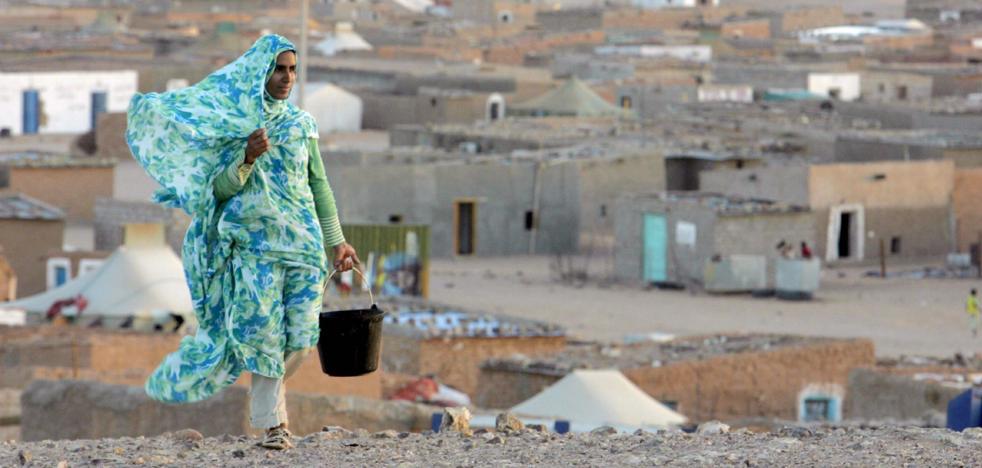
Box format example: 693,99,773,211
214,138,345,248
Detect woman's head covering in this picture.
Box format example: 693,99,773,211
126,34,317,217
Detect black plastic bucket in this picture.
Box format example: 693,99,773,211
317,304,385,376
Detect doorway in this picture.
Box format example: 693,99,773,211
837,211,852,258
826,204,864,262
454,200,476,255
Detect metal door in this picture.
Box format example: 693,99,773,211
643,214,667,282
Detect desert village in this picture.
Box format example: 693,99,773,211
3,0,982,464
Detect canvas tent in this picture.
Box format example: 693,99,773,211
510,77,635,118
0,246,192,330
510,369,686,431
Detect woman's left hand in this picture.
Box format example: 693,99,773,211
332,243,360,272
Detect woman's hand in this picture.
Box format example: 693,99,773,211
244,129,269,164
332,243,360,272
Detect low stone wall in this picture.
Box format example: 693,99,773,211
20,380,436,442
845,368,964,422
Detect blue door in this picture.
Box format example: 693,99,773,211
90,91,107,130
642,214,667,282
22,90,39,135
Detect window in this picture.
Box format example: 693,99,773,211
389,214,403,224
870,173,887,181
620,96,633,109
891,236,901,254
828,88,841,100
599,204,607,218
897,85,908,100
78,259,104,277
46,257,71,290
524,210,535,231
430,97,438,107
803,397,832,422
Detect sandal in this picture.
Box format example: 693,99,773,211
260,427,294,450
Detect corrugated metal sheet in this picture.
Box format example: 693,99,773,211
338,224,430,297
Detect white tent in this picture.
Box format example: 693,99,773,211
510,369,687,431
0,246,192,328
301,83,363,133
314,23,373,56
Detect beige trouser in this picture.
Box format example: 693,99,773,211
249,347,312,429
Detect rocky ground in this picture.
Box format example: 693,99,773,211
5,424,982,467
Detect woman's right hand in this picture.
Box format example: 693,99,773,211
244,129,269,164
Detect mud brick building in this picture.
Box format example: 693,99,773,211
477,334,875,424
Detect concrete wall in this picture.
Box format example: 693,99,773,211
575,153,666,252
714,213,817,285
0,218,63,297
613,195,715,284
331,158,582,257
699,166,811,205
20,380,436,441
833,136,947,164
845,368,963,421
94,198,190,254
5,166,114,223
861,72,934,102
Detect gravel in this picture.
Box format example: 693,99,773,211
4,426,982,466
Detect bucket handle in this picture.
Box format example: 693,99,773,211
324,266,375,306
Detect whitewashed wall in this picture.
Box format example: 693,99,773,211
0,70,137,135
807,73,861,102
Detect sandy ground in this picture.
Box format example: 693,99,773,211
3,425,981,467
428,256,982,358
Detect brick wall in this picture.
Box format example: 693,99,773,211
20,379,435,441
845,368,962,421
6,166,114,223
954,168,982,252
623,339,875,422
1,327,381,399
417,335,566,396
474,339,874,422
0,218,63,297
474,367,562,409
721,18,771,40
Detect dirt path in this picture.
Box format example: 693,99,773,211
429,256,982,358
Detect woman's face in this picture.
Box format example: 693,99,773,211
266,51,296,100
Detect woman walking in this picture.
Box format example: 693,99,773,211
127,34,358,450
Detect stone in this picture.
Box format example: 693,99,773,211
439,407,472,436
232,449,246,458
17,450,31,465
495,412,525,433
373,430,399,439
696,421,730,435
56,461,68,468
318,426,356,440
171,428,204,443
526,424,548,433
778,427,814,438
486,435,505,445
591,426,618,436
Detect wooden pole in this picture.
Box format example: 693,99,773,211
977,232,982,279
879,238,886,279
